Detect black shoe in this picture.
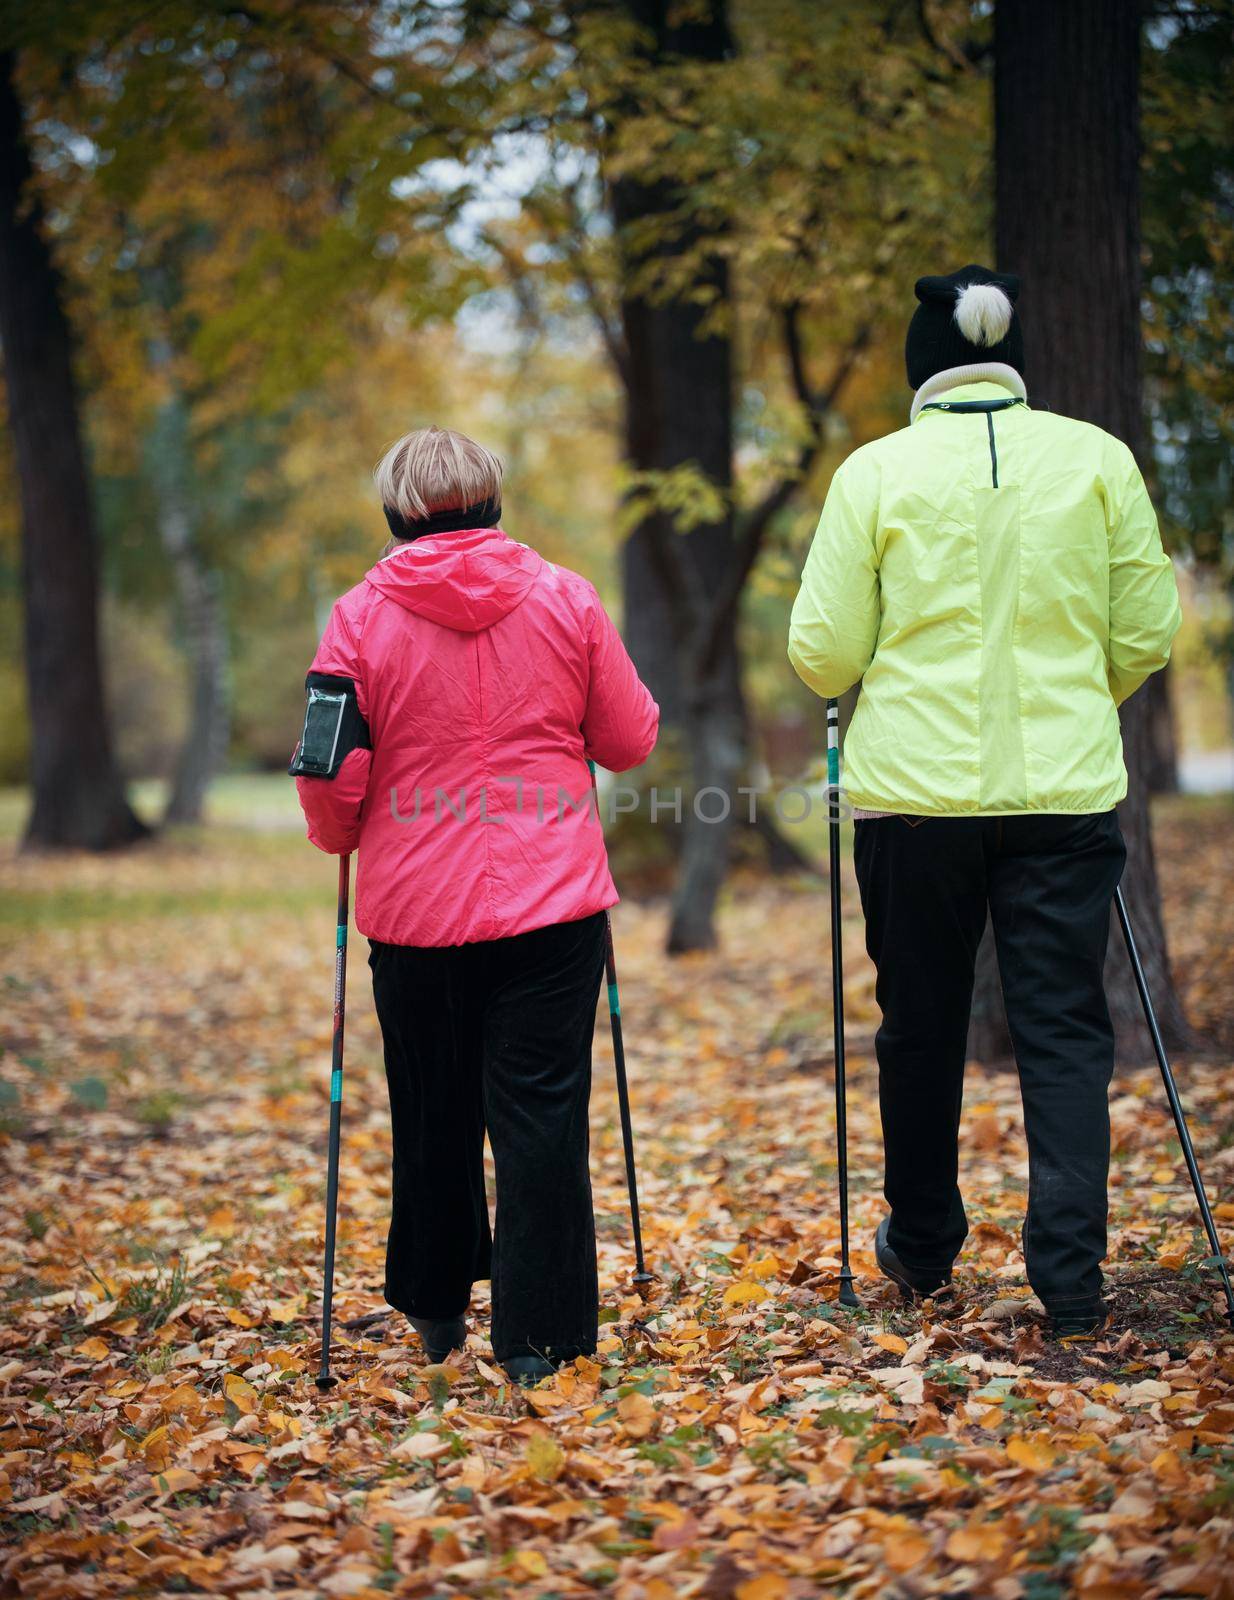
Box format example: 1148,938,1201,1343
502,1355,559,1387
875,1218,952,1300
406,1314,466,1363
1048,1305,1108,1340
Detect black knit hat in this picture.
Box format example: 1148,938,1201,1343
905,264,1023,390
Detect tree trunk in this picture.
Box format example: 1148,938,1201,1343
611,0,741,952
993,0,1188,1058
0,51,146,851
1144,664,1178,795
145,339,229,826
1227,645,1234,755
668,676,746,952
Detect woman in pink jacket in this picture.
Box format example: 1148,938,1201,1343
292,426,659,1384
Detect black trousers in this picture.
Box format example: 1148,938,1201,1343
853,812,1126,1314
368,911,605,1362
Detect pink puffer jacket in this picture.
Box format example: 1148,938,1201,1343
295,526,659,947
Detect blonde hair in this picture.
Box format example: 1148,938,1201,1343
374,426,504,522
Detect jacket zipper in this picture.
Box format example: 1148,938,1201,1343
918,395,1021,487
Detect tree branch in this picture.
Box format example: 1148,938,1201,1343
221,5,417,111
694,309,869,681
626,487,708,643
480,228,545,340
914,0,990,71
523,184,630,388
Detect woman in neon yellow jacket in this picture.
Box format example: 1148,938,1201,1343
789,265,1180,1337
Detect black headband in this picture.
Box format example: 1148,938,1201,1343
383,496,502,542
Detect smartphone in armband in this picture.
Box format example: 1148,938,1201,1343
289,676,371,780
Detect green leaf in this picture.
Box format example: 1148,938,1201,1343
70,1078,108,1110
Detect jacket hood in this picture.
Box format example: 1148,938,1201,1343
364,526,544,632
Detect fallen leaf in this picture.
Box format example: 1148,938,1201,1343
884,1531,932,1571
1006,1435,1057,1471
151,1468,201,1494
945,1524,1007,1562
653,1512,701,1551
391,1431,450,1460
1125,1379,1171,1404
722,1281,769,1309
223,1374,258,1413
735,1576,789,1600
617,1391,658,1438
524,1432,565,1481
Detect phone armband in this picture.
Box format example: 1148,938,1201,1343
288,674,372,779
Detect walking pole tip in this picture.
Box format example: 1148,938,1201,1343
1114,886,1234,1329
314,1371,338,1392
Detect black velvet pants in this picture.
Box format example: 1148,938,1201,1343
853,811,1126,1315
368,911,605,1362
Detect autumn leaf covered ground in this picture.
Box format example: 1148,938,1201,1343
2,784,1233,1599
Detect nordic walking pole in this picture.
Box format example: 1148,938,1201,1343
589,761,653,1289
1114,884,1234,1327
316,853,352,1390
827,700,860,1309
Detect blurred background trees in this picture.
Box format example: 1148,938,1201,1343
0,48,145,849
0,0,1231,1005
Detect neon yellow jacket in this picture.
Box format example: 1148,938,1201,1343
788,377,1181,815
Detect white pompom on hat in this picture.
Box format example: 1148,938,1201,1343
905,264,1024,389
954,282,1015,346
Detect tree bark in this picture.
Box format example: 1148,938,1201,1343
145,338,229,826
0,51,146,851
611,0,742,952
1144,663,1178,795
1227,647,1234,754
601,3,864,947
993,0,1189,1056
